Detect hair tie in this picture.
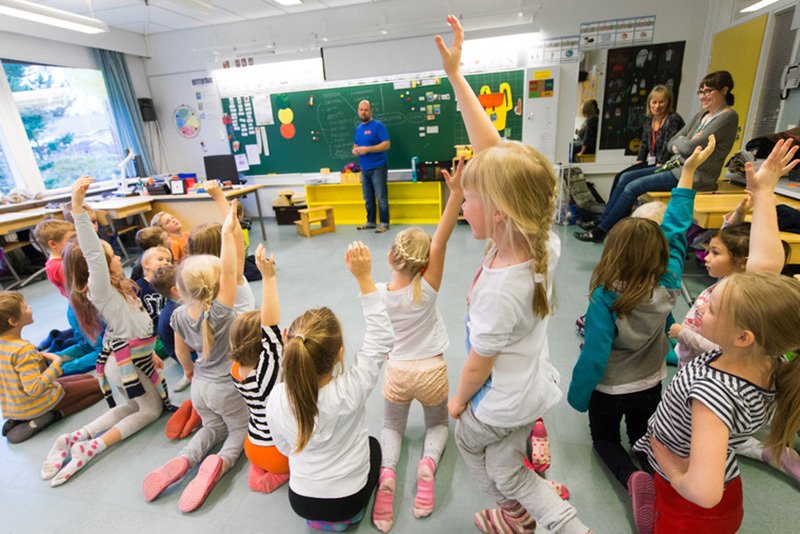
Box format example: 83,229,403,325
292,333,306,342
418,266,427,275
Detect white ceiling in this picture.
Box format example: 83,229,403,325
35,0,380,34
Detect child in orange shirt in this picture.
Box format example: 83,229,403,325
150,212,189,262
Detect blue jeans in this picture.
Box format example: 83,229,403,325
598,168,677,232
361,164,389,226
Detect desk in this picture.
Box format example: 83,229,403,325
640,181,745,202
0,208,62,289
148,184,266,241
89,197,152,226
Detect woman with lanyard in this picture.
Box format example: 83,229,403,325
578,85,684,232
576,71,738,243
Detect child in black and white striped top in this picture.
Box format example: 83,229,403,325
229,243,288,494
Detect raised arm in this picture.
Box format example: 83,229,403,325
435,15,501,153
206,180,246,281
71,177,112,297
218,202,239,308
255,243,279,326
424,158,464,290
676,135,715,189
746,139,799,273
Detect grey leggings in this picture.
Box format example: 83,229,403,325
84,357,163,440
380,398,449,469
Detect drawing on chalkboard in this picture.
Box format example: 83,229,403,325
478,83,513,131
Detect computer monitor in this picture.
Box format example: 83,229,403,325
203,155,241,184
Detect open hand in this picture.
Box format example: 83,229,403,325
434,15,464,77
345,241,372,278
71,176,94,211
651,434,689,480
747,138,800,193
441,156,465,198
205,179,223,198
254,242,276,278
222,201,239,234
684,135,716,170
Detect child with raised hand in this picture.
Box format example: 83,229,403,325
371,159,462,532
42,176,172,487
229,242,289,494
266,241,394,532
0,291,102,444
436,17,590,534
142,202,249,513
566,136,714,532
631,273,800,532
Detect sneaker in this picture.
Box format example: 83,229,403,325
574,229,606,243
375,224,390,234
577,219,598,230
357,223,376,230
628,471,656,534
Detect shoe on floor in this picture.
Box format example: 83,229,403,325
357,223,376,230
628,471,656,534
574,229,605,243
375,224,390,233
142,456,190,501
179,454,223,513
166,400,193,440
577,219,598,230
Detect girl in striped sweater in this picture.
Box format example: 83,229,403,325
229,243,289,493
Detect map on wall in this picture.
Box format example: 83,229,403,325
599,41,685,154
174,104,201,138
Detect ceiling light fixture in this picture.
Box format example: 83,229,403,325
0,0,109,34
274,0,303,6
166,0,215,15
740,0,780,13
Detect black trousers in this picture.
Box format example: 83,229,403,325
588,384,661,488
289,436,382,522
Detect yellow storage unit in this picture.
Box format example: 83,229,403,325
305,182,443,225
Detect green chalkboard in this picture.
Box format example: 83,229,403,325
221,70,524,175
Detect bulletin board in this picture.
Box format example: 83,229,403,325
599,41,685,154
219,70,525,174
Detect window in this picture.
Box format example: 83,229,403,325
0,144,12,194
2,61,122,190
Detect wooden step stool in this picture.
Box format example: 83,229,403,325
295,206,336,237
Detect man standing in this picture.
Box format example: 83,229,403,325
353,100,391,233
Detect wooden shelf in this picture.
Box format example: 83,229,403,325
306,181,443,225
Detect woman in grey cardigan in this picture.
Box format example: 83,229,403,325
575,71,738,243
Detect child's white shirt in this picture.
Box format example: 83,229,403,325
234,281,255,314
467,232,562,428
266,291,393,498
377,277,449,361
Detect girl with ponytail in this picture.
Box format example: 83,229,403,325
266,241,394,532
142,203,248,513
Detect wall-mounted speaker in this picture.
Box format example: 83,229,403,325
138,98,157,122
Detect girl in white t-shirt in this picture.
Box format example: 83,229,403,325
371,165,462,532
436,17,590,534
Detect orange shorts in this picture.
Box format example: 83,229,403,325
244,435,289,474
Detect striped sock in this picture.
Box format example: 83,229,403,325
474,501,536,534
413,456,437,518
51,438,107,487
372,467,396,532
41,428,91,480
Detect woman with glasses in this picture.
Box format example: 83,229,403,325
576,71,738,243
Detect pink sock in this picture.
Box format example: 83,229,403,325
247,463,289,493
414,456,437,518
372,467,396,533
51,438,106,487
474,500,536,534
41,428,91,480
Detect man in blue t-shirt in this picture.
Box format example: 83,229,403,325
353,99,391,233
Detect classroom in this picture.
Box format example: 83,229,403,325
1,1,799,533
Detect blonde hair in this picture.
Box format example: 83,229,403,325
188,223,222,257
229,311,262,367
283,307,343,452
590,217,669,315
390,228,431,304
462,140,557,318
715,273,800,465
645,85,676,117
33,219,74,245
0,291,25,334
142,246,172,266
150,211,168,228
175,254,221,360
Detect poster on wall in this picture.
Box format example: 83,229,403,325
599,41,685,154
174,104,201,138
580,16,656,50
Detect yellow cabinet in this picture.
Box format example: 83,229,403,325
305,182,443,225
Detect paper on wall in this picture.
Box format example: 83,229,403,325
260,127,270,156
234,153,250,171
252,94,274,125
246,144,261,165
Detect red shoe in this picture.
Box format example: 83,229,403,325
166,400,193,439
142,456,190,501
179,407,202,439
179,454,223,513
628,471,656,534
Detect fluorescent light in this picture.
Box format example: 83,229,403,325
274,0,303,6
740,0,780,13
0,0,109,34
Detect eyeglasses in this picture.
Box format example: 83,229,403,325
697,88,717,96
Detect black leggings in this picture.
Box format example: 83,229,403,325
289,436,382,522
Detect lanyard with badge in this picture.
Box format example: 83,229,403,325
647,116,666,166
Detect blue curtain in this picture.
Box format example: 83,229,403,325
93,48,154,176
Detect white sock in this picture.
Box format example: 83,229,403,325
51,438,107,487
41,428,91,480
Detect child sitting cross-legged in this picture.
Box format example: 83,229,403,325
229,243,289,493
0,291,103,444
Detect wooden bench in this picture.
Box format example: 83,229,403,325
295,206,335,238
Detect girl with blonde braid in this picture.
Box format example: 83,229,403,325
371,160,462,532
142,203,249,513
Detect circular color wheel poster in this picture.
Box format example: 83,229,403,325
174,104,201,138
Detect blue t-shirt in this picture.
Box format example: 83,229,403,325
136,278,166,337
354,119,389,170
158,299,178,360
